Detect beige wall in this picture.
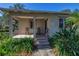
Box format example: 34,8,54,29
13,13,68,36
18,19,30,34
17,18,45,35
47,16,59,37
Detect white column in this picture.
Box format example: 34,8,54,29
33,17,36,39
8,16,13,37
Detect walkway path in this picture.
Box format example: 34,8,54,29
32,49,54,56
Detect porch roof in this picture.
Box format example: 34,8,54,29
0,7,71,15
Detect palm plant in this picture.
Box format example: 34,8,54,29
49,26,79,56
9,3,25,10
49,10,79,56
0,11,9,30
9,4,25,32
0,37,33,56
65,11,79,28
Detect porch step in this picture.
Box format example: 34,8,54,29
36,39,49,45
36,37,47,40
37,44,51,49
36,36,51,49
37,41,49,45
37,39,48,42
37,40,50,49
32,35,53,56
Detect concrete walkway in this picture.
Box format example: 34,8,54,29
32,49,54,56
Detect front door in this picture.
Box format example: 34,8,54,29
36,19,47,36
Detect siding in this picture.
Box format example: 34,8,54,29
48,16,59,37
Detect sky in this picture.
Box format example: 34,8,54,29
0,3,79,12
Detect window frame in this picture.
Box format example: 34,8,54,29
59,18,64,29
30,19,33,29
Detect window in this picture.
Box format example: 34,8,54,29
30,20,33,29
59,18,63,28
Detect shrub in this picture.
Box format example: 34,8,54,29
0,37,33,56
0,32,9,41
49,26,79,56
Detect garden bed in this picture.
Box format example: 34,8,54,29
49,27,79,56
0,37,34,56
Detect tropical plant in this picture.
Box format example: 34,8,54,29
0,4,25,32
0,4,34,56
65,10,79,28
9,3,25,32
0,37,33,56
49,26,79,56
61,9,71,13
9,3,25,10
0,10,9,33
49,10,79,56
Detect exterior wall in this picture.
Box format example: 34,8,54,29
47,16,59,37
18,19,30,34
12,13,68,36
17,19,45,35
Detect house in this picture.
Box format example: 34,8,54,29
0,8,70,38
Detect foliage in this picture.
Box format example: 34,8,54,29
0,23,33,56
0,4,33,56
0,32,9,41
0,37,33,56
65,11,79,28
0,3,25,32
9,3,25,10
0,11,9,32
61,9,72,13
49,26,79,56
49,11,79,56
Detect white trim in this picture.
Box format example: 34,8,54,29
33,17,36,38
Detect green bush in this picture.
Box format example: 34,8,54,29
0,32,9,41
49,26,79,56
0,37,33,56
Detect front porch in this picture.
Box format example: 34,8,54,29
11,16,51,50
10,16,48,38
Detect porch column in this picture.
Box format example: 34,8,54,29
8,16,13,37
33,17,36,39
